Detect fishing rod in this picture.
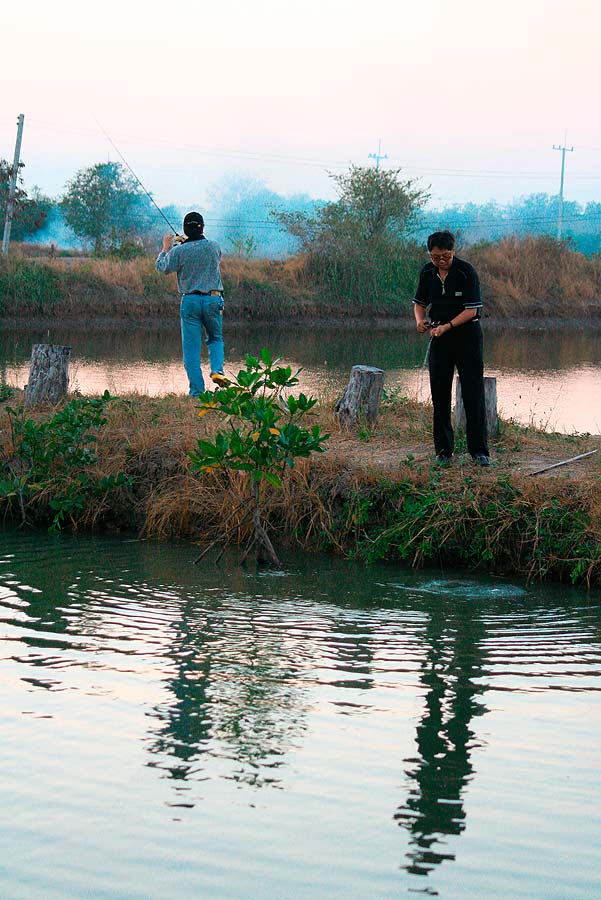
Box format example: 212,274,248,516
93,115,179,236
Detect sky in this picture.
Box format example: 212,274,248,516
2,0,600,212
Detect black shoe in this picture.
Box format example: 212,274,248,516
435,451,453,466
472,453,491,467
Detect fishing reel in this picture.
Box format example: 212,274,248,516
172,234,186,246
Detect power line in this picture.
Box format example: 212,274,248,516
13,118,601,181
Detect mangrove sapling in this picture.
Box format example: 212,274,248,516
189,350,329,566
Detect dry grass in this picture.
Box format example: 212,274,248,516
4,236,601,322
470,236,601,317
1,389,600,582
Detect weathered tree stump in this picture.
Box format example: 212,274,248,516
335,365,385,428
24,344,71,406
454,375,498,437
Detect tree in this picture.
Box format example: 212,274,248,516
276,165,429,305
61,162,153,253
189,350,329,566
10,187,56,242
0,160,53,241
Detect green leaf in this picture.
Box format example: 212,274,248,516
262,471,282,488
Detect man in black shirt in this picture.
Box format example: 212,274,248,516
413,230,490,466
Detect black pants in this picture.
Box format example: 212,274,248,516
428,321,489,457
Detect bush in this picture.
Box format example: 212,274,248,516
0,393,131,531
0,258,63,314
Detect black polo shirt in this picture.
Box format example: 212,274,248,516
413,256,482,323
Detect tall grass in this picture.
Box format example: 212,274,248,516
470,235,601,316
2,235,601,320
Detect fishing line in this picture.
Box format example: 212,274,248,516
417,333,433,402
93,115,178,235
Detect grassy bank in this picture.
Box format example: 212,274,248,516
1,235,601,322
1,388,600,586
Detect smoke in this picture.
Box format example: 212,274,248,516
24,207,81,250
418,194,601,255
204,174,320,258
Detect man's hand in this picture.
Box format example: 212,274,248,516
416,320,430,334
162,233,174,253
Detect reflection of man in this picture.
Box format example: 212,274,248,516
395,601,487,879
413,230,490,466
156,212,227,397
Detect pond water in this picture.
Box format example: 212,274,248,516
2,322,601,433
1,527,600,899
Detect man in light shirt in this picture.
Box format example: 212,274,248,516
156,212,228,397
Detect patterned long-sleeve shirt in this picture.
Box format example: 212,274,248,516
155,237,223,295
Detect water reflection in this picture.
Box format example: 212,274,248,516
3,323,601,432
394,591,487,884
145,594,309,792
1,530,601,898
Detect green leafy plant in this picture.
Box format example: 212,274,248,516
0,392,131,531
189,349,329,565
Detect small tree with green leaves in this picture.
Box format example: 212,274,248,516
189,350,329,566
275,164,429,305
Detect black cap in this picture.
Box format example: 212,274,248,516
183,211,204,236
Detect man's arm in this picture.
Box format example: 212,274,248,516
413,268,430,333
430,308,477,337
414,302,430,333
155,233,177,274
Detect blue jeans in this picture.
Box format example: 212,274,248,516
180,293,225,396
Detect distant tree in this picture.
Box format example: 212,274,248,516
10,187,56,242
61,162,153,254
0,160,53,241
275,165,429,304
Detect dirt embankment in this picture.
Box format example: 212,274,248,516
1,389,600,585
2,236,601,324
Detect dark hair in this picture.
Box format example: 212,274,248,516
183,211,205,238
427,230,455,251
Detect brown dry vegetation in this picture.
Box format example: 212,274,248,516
3,236,601,323
470,236,601,318
2,389,600,584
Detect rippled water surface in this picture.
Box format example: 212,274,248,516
3,323,601,432
1,528,600,899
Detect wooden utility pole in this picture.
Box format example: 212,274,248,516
552,136,574,241
2,114,25,256
368,138,388,171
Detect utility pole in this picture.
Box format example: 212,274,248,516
552,136,573,240
2,114,25,256
368,138,388,171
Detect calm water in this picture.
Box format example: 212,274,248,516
2,323,601,433
1,527,600,899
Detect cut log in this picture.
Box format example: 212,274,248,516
24,344,71,406
335,365,385,428
454,375,498,437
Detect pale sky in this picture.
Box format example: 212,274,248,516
2,0,600,210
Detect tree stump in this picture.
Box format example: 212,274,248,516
24,344,71,406
335,365,385,428
454,375,498,437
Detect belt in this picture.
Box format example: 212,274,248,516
186,290,222,296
